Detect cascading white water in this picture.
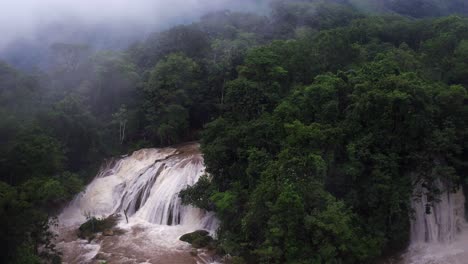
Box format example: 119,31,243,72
410,180,466,244
57,143,219,263
400,180,468,264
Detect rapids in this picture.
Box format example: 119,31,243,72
56,143,218,263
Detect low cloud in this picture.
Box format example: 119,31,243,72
0,0,270,50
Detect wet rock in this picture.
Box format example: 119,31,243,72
94,253,106,259
206,239,217,250
112,227,126,235
180,230,209,243
180,230,213,248
192,235,213,248
77,214,120,240
103,229,114,236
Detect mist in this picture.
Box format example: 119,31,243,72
0,0,271,47
0,0,270,68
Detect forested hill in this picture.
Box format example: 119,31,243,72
0,0,467,263
2,0,468,72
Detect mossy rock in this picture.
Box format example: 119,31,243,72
192,235,213,248
206,239,217,250
179,230,210,243
78,214,120,240
180,230,213,248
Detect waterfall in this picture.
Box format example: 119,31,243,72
57,142,218,263
410,180,466,244
402,180,468,264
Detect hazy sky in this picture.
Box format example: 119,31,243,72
0,0,270,50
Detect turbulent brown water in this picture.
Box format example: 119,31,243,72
56,143,219,264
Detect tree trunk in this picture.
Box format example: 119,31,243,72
121,121,126,144
221,77,226,105
124,208,129,223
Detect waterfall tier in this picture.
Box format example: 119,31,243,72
57,143,218,263
401,180,468,264
60,143,216,230
410,180,466,244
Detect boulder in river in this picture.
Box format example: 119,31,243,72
180,230,213,248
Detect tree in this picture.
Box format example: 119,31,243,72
5,128,65,185
112,105,128,144
209,32,258,104
43,95,101,171
87,52,139,118
143,53,200,144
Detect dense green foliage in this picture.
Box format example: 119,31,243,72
1,0,467,262
182,3,468,264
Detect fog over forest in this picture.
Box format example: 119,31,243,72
0,0,270,69
0,1,467,263
0,0,270,47
2,0,467,69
